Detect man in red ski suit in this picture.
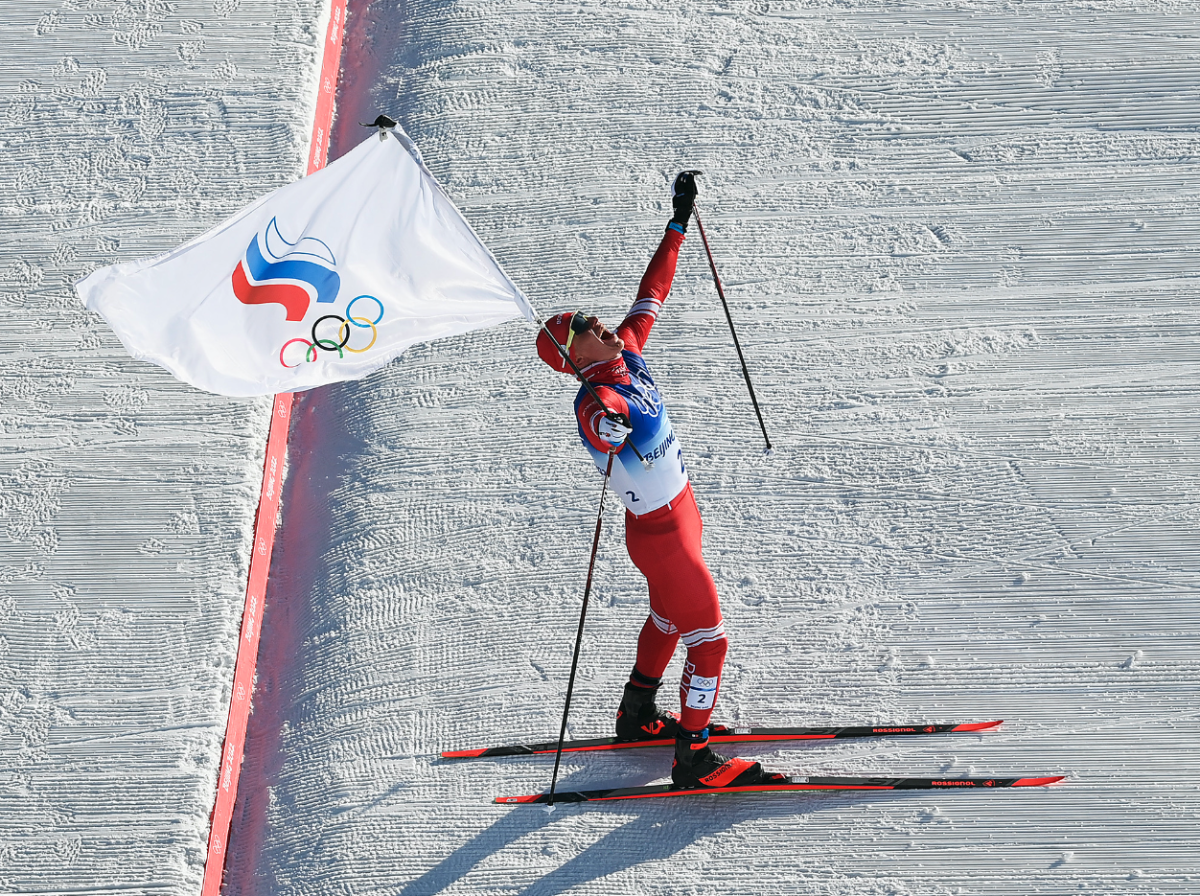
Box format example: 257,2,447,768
535,173,778,789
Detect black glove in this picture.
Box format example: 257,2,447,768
671,170,700,231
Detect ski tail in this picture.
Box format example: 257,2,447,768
950,721,1003,732
442,747,495,759
1012,776,1067,787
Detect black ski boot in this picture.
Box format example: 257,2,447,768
672,727,783,789
615,672,680,741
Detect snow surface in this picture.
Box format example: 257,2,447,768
0,0,325,892
4,1,1200,895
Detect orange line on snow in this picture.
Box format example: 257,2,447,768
199,2,347,893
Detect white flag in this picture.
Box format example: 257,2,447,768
77,127,534,397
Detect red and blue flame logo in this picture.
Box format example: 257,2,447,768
231,218,385,369
232,217,341,321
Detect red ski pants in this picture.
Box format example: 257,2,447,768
624,482,727,731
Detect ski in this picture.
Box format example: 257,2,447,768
496,774,1066,805
443,720,1002,759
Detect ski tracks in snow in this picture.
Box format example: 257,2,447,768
4,0,1200,895
227,2,1200,896
0,0,329,894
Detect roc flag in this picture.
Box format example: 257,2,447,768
77,127,534,397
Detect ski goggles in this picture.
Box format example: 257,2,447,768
563,310,591,352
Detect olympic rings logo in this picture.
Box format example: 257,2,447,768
279,295,385,369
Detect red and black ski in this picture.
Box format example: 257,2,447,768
496,774,1066,805
443,720,1001,759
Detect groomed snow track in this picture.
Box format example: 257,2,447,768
3,2,1200,895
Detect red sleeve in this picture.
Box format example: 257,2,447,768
576,386,630,453
617,225,685,354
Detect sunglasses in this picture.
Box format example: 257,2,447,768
564,310,591,352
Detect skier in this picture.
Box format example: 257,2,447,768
535,173,780,789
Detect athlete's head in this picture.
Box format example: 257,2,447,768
536,311,625,373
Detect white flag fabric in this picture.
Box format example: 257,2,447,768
77,127,534,397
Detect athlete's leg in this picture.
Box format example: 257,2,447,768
633,584,679,681
678,634,728,731
616,582,683,736
617,526,684,739
627,513,679,682
626,486,727,731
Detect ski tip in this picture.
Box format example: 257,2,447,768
442,748,488,759
1012,776,1067,787
952,720,1004,732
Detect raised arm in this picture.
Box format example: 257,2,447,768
617,172,699,354
618,227,684,354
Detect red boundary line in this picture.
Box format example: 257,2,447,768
200,2,347,893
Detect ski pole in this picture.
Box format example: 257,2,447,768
539,322,653,469
546,450,615,808
692,206,772,452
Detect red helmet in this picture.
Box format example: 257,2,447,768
536,311,583,373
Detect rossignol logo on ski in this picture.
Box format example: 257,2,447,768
231,216,387,369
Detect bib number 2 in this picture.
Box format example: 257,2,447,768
685,674,718,710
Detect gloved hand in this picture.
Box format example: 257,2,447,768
597,412,633,447
671,170,700,231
